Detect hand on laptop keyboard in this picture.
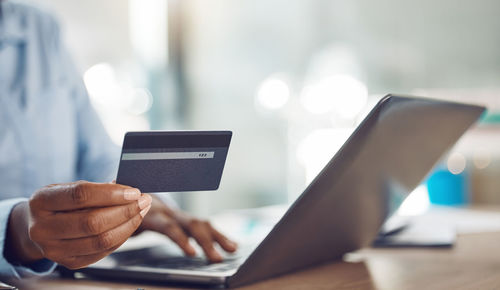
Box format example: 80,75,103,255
135,195,238,262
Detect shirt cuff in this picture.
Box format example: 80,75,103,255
0,198,57,278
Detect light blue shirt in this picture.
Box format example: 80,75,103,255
0,1,120,278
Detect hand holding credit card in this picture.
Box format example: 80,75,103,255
116,131,232,193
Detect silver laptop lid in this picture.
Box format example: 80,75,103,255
228,95,485,287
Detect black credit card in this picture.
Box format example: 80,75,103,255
116,131,232,193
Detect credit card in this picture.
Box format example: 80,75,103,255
116,131,232,193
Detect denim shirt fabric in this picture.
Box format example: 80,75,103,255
0,1,120,277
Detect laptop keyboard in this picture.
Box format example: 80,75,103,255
111,244,252,273
133,253,244,272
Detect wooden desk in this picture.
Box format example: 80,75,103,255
8,231,500,289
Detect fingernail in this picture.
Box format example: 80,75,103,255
228,241,237,249
140,204,151,218
138,194,152,210
211,249,222,261
186,244,196,256
124,188,141,200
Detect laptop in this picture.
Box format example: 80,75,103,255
67,95,485,288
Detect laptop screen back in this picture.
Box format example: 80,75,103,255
228,95,485,287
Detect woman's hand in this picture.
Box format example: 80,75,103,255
5,181,152,269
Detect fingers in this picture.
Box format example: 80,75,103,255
30,195,152,240
142,211,197,257
188,220,223,262
30,181,142,212
162,222,197,257
28,181,154,270
136,199,236,262
210,227,238,253
41,211,145,258
169,217,238,262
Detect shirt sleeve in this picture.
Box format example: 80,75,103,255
0,199,56,279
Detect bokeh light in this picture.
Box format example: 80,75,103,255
83,62,152,144
83,62,118,105
126,88,153,115
255,77,290,110
447,152,467,175
473,149,491,170
84,62,153,115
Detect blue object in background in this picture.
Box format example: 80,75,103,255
427,168,469,205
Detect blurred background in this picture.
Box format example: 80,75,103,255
37,0,500,217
